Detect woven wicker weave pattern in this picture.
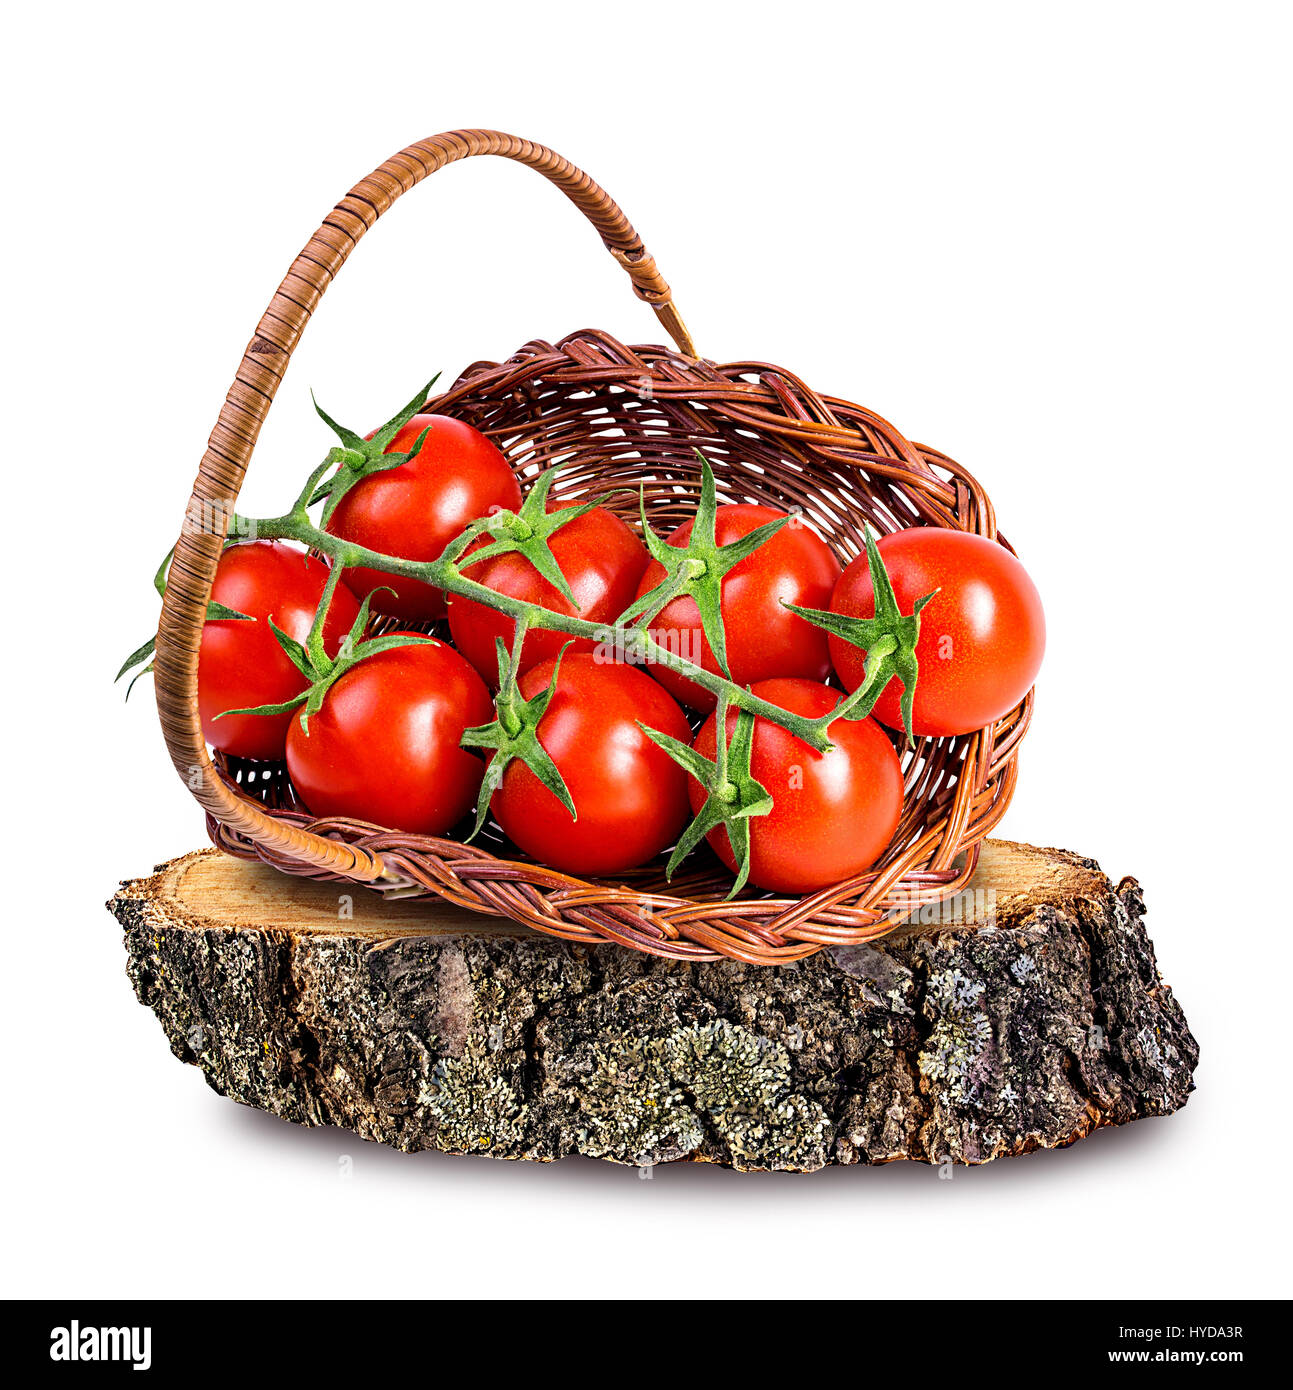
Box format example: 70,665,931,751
156,133,1032,964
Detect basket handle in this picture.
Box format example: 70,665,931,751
153,130,696,882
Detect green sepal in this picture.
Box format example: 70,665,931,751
116,544,253,701
217,586,431,735
153,547,174,598
453,468,595,609
459,622,577,841
639,691,772,899
207,601,254,622
115,636,158,686
786,526,937,745
618,452,788,677
307,376,441,523
266,616,313,680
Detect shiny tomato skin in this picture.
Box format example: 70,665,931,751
326,414,522,622
447,505,650,685
692,678,903,895
634,505,841,712
285,638,494,835
492,654,692,876
198,542,361,762
829,529,1045,738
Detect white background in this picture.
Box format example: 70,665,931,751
3,1,1290,1300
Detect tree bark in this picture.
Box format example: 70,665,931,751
107,840,1198,1170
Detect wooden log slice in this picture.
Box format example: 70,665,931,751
106,840,1198,1170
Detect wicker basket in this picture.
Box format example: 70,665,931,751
154,129,1033,965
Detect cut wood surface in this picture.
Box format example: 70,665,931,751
108,840,1198,1170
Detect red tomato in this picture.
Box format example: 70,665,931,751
692,678,903,895
830,529,1045,737
447,505,649,685
491,654,692,875
634,506,841,712
325,414,522,622
199,542,360,762
285,638,494,835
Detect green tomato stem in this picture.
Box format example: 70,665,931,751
237,506,842,753
305,561,344,672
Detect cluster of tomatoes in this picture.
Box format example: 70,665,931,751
140,402,1045,898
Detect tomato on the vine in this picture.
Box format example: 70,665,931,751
690,678,903,895
634,505,841,711
285,637,494,835
447,504,649,684
829,529,1045,737
325,414,522,622
489,654,691,875
199,541,360,762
